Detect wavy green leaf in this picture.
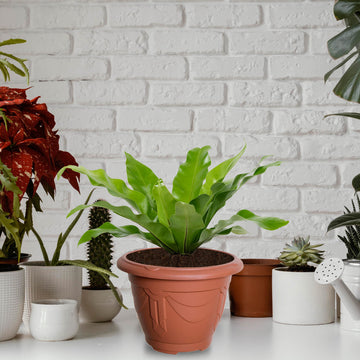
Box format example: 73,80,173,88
328,24,360,59
0,38,26,47
201,145,246,195
328,212,360,231
152,180,176,228
169,202,204,253
324,112,360,120
172,146,211,203
334,1,360,20
325,51,358,82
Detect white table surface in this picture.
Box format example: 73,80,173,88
1,310,359,360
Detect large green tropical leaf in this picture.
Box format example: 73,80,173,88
172,146,211,203
152,180,176,228
78,223,163,248
353,173,360,192
125,153,158,218
324,111,360,120
334,0,360,20
325,51,358,82
68,200,178,253
168,202,204,253
328,212,360,231
333,55,360,102
328,24,360,59
201,145,246,195
236,209,289,230
190,194,211,217
0,38,26,47
58,166,149,215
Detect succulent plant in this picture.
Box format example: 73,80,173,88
87,201,114,289
337,195,360,260
279,236,325,270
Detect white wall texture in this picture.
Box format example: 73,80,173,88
0,0,355,307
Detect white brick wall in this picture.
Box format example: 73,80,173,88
1,0,353,308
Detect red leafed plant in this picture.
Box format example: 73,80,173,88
0,39,80,260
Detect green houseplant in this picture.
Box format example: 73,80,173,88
80,202,124,323
60,145,288,354
272,236,334,325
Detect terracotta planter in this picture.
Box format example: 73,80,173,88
229,259,280,317
118,248,242,354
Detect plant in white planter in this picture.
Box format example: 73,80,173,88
272,236,335,325
60,145,288,354
80,201,124,323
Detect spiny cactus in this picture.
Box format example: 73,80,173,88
279,236,324,270
338,195,360,260
87,200,113,289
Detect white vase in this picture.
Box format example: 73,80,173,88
272,267,335,325
0,268,24,341
23,262,82,326
340,260,360,331
80,287,122,323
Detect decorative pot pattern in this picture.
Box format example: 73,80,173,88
23,262,82,326
118,248,243,354
229,258,280,317
0,268,24,341
272,268,335,325
80,288,122,323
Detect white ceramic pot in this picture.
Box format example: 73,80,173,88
272,268,335,325
340,260,360,331
0,268,24,341
80,287,122,323
30,299,79,341
23,262,82,325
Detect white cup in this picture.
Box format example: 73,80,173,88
30,299,79,341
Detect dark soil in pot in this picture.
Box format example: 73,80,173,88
127,248,234,267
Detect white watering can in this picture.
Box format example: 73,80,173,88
315,258,360,329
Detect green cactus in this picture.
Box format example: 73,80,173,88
87,200,114,289
279,236,324,271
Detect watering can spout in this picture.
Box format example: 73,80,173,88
315,258,360,320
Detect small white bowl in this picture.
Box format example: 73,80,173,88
30,299,79,341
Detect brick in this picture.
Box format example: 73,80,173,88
141,134,220,158
227,187,300,211
31,5,105,29
230,81,300,107
270,3,339,28
74,81,147,105
75,31,147,55
150,30,224,55
225,135,299,160
0,32,71,54
302,81,349,106
53,107,115,131
186,4,261,28
302,136,360,160
196,108,271,133
36,188,70,211
190,57,264,80
342,162,360,187
113,56,187,80
117,108,192,131
151,83,225,106
109,5,183,27
310,30,339,55
303,189,353,213
273,110,346,135
0,7,27,29
32,57,109,81
270,55,336,80
65,132,139,158
229,31,306,54
26,82,71,104
262,163,338,187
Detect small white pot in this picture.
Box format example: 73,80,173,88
340,260,360,331
80,287,122,323
23,262,82,325
272,268,335,325
30,299,79,341
0,268,24,341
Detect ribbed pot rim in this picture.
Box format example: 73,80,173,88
118,248,243,281
233,258,281,276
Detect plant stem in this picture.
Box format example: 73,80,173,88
31,226,50,265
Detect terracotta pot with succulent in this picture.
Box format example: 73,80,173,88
60,145,288,354
80,202,124,323
272,236,335,325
